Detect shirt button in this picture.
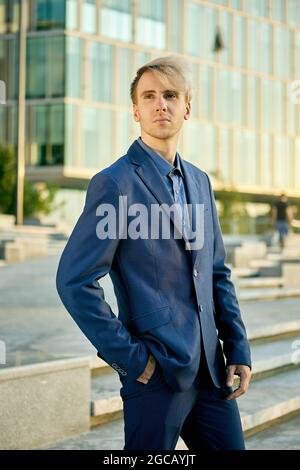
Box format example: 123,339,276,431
199,304,203,312
193,268,198,277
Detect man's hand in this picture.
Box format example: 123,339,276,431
136,353,156,384
225,364,251,400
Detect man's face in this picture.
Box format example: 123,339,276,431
133,70,191,141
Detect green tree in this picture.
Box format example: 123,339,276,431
0,144,59,219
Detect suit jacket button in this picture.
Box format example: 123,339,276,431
193,268,198,277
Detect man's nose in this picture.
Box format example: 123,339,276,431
155,96,167,111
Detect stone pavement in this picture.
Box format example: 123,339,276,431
1,252,300,450
38,413,300,450
0,253,299,368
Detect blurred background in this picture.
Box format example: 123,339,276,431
0,0,300,451
0,0,300,233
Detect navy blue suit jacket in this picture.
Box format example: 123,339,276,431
56,139,251,392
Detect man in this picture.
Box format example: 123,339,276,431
56,56,251,450
272,193,292,249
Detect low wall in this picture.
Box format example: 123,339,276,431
0,357,91,449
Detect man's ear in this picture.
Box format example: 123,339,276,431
184,101,191,121
133,104,140,122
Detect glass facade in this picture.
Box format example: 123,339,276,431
0,0,299,199
101,0,132,42
26,35,64,98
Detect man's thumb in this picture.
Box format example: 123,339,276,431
226,367,235,387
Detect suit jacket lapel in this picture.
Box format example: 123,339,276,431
128,141,188,244
179,158,205,267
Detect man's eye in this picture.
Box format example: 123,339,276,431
165,93,176,99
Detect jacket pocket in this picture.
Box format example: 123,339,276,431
129,306,171,335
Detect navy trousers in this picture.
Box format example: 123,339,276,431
120,353,245,450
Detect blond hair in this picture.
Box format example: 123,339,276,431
130,55,193,104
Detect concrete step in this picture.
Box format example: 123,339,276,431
89,334,300,428
239,366,300,437
245,413,300,449
239,287,300,301
248,320,300,343
236,277,283,289
41,367,300,450
250,335,300,379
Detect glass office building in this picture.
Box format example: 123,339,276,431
0,0,300,218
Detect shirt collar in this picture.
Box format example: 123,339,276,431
137,137,183,178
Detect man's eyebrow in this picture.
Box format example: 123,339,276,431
140,89,179,96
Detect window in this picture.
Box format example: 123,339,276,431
218,11,232,65
199,65,212,120
271,0,286,22
115,111,132,157
0,38,5,84
235,130,257,186
29,104,64,166
273,81,284,133
82,107,113,169
287,83,297,135
186,2,216,61
81,0,96,34
136,0,166,49
3,0,19,33
89,41,113,103
247,75,259,129
117,47,132,106
185,121,216,174
230,0,243,10
169,0,182,52
190,63,200,119
49,36,65,97
218,127,232,183
233,14,245,68
32,0,65,30
295,139,300,189
0,0,5,33
27,37,47,98
261,134,272,188
65,104,78,167
0,105,5,144
273,136,291,189
296,33,300,79
216,70,244,125
7,105,17,145
243,0,268,17
274,26,291,79
262,79,273,131
287,0,300,27
66,36,82,98
7,38,19,100
26,36,64,98
101,0,132,42
247,20,271,74
66,0,77,30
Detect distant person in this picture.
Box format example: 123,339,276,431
272,194,292,249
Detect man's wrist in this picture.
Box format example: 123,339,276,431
136,353,156,384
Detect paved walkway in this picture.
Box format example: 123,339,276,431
0,253,299,368
39,414,300,450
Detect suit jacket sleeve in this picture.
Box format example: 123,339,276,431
56,172,149,379
205,173,252,369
